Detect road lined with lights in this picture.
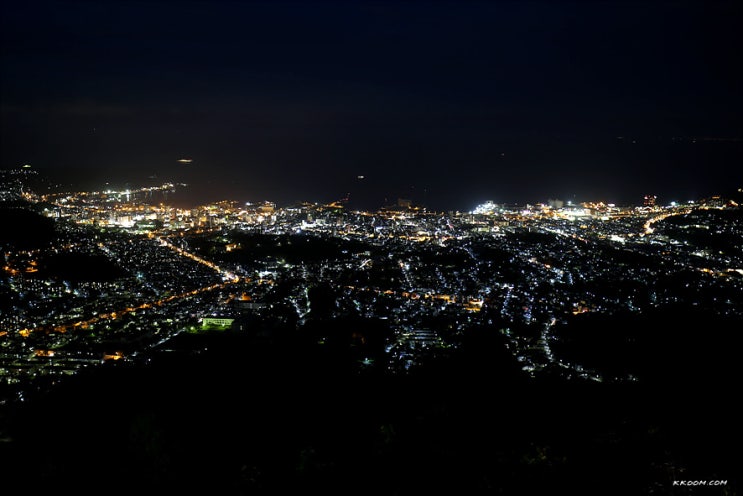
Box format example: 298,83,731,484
20,236,243,337
153,234,238,282
641,207,692,235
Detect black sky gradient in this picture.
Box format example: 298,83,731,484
1,0,741,210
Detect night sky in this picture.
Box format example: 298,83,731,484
2,0,741,210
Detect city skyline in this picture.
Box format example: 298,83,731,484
12,159,743,214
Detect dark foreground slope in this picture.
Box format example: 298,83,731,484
1,324,739,496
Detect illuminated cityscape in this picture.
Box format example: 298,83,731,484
1,167,741,492
1,0,741,493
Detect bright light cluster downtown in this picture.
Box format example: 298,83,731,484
1,166,742,405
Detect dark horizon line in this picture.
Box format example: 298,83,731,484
5,164,741,212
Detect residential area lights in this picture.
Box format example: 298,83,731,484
1,173,741,402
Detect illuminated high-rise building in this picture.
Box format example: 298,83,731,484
643,195,657,207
